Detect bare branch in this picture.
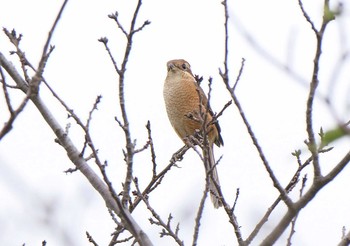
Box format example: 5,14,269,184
99,0,152,211
132,20,151,34
114,235,134,244
338,228,350,246
221,0,295,211
262,151,350,245
192,176,209,246
86,231,99,246
233,58,245,91
209,169,244,245
129,145,189,212
231,188,240,213
146,121,157,177
211,99,232,124
134,178,184,246
0,52,28,91
0,4,153,245
0,54,31,140
287,174,307,246
0,0,67,138
1,58,14,114
86,95,102,129
223,61,294,208
29,0,68,97
108,12,128,36
102,0,150,207
98,37,121,75
245,152,312,244
0,90,30,140
219,0,229,83
297,0,318,34
303,1,327,180
3,28,32,82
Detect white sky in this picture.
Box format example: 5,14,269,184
1,0,350,245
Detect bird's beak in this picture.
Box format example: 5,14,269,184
167,62,175,72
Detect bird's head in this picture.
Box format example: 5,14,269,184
166,59,194,78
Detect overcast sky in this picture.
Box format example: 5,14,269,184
1,0,350,245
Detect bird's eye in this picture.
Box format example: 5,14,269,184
181,63,187,70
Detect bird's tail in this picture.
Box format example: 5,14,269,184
204,145,222,208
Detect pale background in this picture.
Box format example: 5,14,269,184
0,0,350,245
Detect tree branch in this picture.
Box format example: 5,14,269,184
104,0,150,207
220,0,294,209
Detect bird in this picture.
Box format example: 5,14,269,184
163,59,223,208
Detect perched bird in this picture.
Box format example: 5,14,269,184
163,59,223,208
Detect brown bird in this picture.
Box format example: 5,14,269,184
163,59,223,208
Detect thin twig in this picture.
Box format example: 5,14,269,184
297,0,318,34
0,0,68,137
192,176,209,246
211,99,232,124
3,28,32,83
0,55,31,140
219,0,229,83
231,188,240,213
134,178,184,246
86,231,99,246
286,174,307,246
0,91,30,140
1,5,153,246
30,0,68,97
303,0,328,180
98,38,121,74
104,0,150,207
261,2,342,243
109,226,127,246
222,48,293,209
114,235,134,244
246,150,315,244
129,145,189,212
338,228,350,246
0,61,14,113
212,173,244,244
146,121,157,177
233,58,245,91
108,12,128,36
